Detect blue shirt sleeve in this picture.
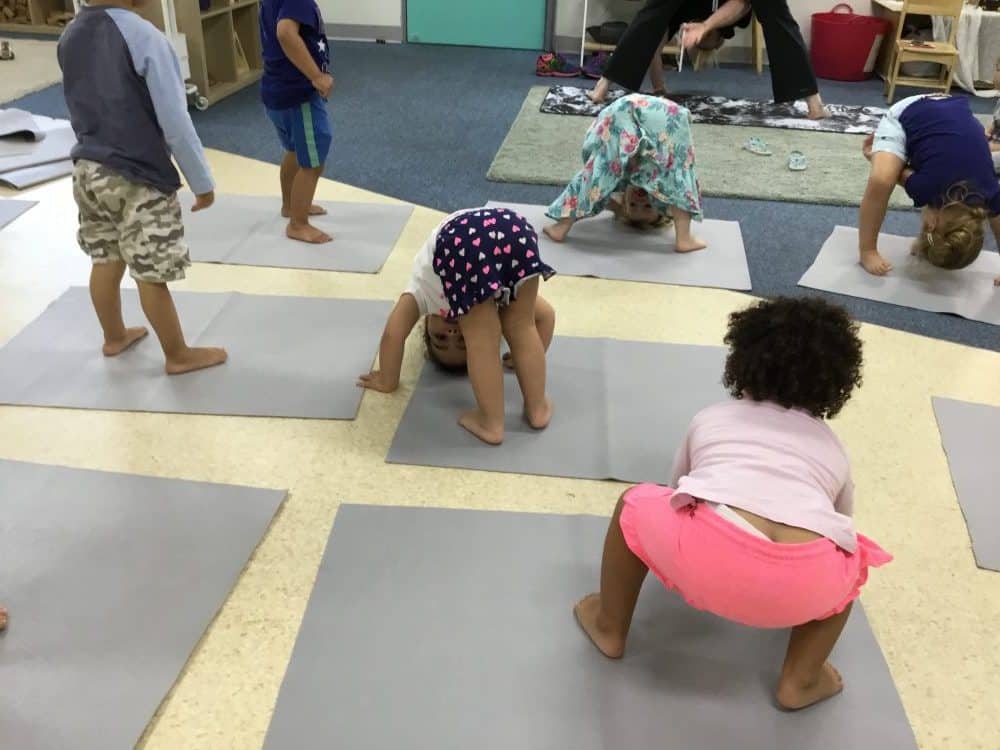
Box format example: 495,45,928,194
108,9,215,195
278,0,319,29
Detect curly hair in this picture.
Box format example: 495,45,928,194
422,317,468,374
912,186,987,271
722,297,863,419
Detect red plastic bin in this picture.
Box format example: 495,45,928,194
810,4,890,81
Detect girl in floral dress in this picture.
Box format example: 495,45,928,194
544,93,706,253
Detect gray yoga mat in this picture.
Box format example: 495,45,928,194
0,125,75,174
264,504,916,750
799,226,1000,325
485,201,751,290
933,397,1000,572
0,287,391,419
386,336,729,483
0,108,46,141
0,159,73,189
178,192,414,272
0,458,285,750
0,199,36,229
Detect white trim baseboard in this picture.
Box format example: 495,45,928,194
326,24,403,43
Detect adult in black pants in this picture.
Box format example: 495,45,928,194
589,0,830,120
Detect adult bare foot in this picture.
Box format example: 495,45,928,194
573,593,625,659
543,220,573,243
282,204,327,218
675,235,707,253
525,397,553,430
459,409,504,445
776,662,844,710
165,346,228,375
805,94,831,120
588,78,610,105
102,326,148,356
286,222,333,244
860,250,893,276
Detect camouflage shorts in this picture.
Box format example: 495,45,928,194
73,159,189,283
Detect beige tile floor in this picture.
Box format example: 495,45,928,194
2,150,999,749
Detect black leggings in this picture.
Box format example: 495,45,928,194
600,0,819,104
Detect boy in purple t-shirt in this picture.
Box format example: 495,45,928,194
259,0,334,244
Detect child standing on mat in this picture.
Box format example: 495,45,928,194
544,94,706,253
259,0,334,244
58,0,226,375
575,296,891,710
359,208,556,446
860,93,1000,284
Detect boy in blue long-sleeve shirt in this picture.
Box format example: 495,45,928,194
260,0,334,244
58,0,227,374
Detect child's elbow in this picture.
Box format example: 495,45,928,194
276,19,299,42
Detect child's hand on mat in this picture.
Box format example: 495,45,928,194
861,134,874,162
312,73,335,99
860,249,893,276
191,191,214,212
357,370,398,393
681,22,707,48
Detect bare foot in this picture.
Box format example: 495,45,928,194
0,606,7,631
524,397,553,430
675,235,707,253
807,104,831,120
860,250,893,276
282,204,327,218
459,409,504,445
165,346,228,375
776,662,844,711
543,220,573,243
102,326,148,356
573,593,625,659
587,79,610,104
286,222,333,244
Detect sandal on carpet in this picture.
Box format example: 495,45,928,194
788,150,808,171
742,137,772,156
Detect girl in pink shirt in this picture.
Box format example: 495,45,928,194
575,296,891,711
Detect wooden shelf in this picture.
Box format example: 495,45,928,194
205,69,262,105
583,40,680,55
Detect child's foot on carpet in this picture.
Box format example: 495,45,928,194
459,410,504,445
574,593,625,659
165,346,228,375
103,326,148,356
287,222,333,244
282,204,327,218
776,662,844,710
543,221,573,243
525,397,553,430
676,235,707,253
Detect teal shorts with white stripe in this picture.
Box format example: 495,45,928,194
266,92,332,169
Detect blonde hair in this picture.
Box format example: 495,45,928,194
616,187,674,231
912,186,987,270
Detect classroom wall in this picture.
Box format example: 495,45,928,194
319,0,403,40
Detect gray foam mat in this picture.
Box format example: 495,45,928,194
0,199,36,229
799,226,1000,325
0,159,73,190
386,337,729,482
932,397,1000,571
264,504,916,750
0,459,285,750
0,126,75,174
0,108,46,141
178,192,414,272
0,288,391,419
486,201,751,290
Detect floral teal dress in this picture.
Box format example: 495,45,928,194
546,93,703,222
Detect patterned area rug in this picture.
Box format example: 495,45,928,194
540,85,887,135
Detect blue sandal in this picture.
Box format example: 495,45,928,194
743,136,772,156
788,150,807,171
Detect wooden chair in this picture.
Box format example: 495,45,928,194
752,15,765,74
885,0,964,103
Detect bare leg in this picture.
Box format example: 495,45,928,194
775,602,852,710
136,281,228,375
588,76,611,104
670,207,707,252
574,493,649,659
805,93,830,120
544,217,576,243
457,301,506,445
648,34,668,94
286,165,332,244
280,151,327,218
500,277,551,429
89,262,148,356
